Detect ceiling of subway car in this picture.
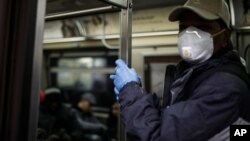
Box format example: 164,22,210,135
46,0,186,15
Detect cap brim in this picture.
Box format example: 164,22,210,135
169,6,220,22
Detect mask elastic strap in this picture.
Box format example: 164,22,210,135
211,29,226,38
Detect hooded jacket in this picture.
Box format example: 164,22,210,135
119,49,250,141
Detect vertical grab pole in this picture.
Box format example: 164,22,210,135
119,0,132,141
120,0,132,66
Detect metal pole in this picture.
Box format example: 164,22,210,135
45,6,118,21
99,0,128,9
119,0,132,141
28,0,46,141
0,0,46,140
119,0,132,66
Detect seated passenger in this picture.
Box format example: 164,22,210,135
38,87,74,141
71,93,107,141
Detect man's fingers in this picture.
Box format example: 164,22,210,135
114,87,119,94
130,68,137,74
115,59,127,68
114,88,119,100
110,75,116,80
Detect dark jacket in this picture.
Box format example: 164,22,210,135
38,103,75,139
70,108,106,141
119,50,250,141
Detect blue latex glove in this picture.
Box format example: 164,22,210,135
110,59,140,94
113,87,119,100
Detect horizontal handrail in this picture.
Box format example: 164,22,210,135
45,6,119,21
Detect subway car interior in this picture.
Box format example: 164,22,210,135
0,0,250,141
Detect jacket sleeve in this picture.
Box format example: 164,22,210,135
119,72,248,141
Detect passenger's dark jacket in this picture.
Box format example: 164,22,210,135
38,103,75,139
71,108,107,141
119,49,250,141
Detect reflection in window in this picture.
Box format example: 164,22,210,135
41,51,118,141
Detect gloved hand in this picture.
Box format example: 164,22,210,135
110,59,140,95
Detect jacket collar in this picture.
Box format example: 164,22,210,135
170,49,242,105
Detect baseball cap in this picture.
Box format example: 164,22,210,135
169,0,231,28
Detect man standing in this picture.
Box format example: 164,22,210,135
110,0,250,140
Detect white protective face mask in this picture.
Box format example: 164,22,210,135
178,26,225,64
